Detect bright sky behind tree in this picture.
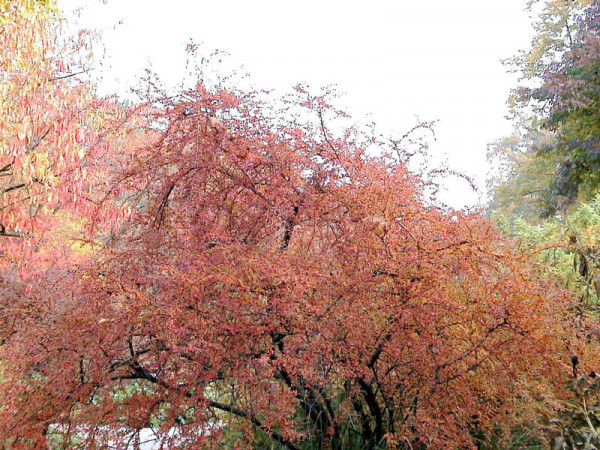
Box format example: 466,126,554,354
58,0,534,209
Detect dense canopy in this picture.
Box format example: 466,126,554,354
0,1,597,449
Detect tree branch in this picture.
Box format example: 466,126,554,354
357,378,384,444
48,68,93,82
3,183,26,193
209,401,301,450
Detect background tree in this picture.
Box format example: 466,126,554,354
0,0,123,265
488,2,600,447
0,0,125,430
487,123,560,220
492,0,600,217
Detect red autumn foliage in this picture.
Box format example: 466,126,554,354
0,2,594,448
0,77,584,449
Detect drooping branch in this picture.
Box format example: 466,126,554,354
112,349,302,450
209,401,301,450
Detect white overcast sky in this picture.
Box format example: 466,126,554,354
58,0,535,209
